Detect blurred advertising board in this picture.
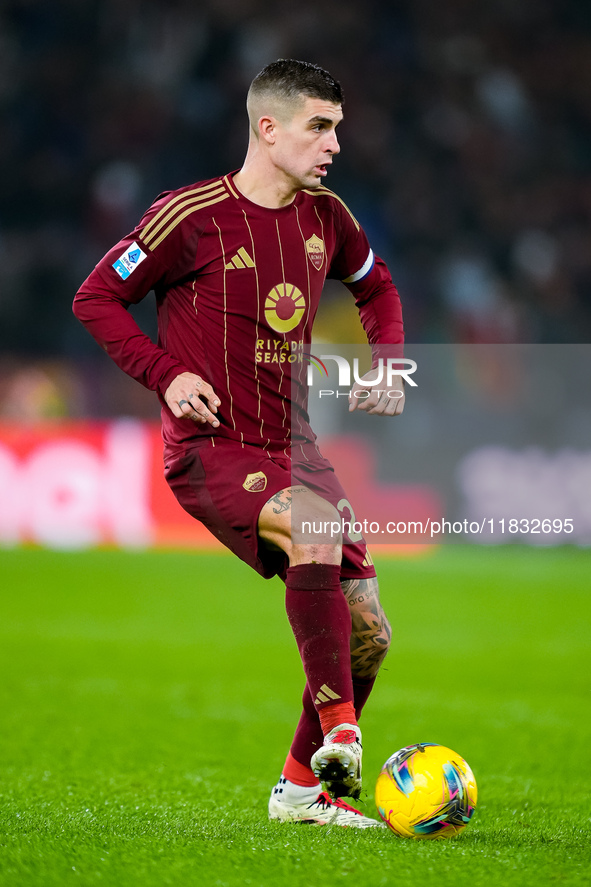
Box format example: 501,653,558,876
0,421,437,552
0,420,215,550
1,345,590,551
302,344,591,547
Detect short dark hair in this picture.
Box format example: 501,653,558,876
249,59,344,107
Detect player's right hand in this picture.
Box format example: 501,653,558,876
164,372,221,427
348,371,405,417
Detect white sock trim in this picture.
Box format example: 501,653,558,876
273,775,321,804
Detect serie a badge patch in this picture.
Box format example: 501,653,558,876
112,242,147,280
305,234,324,270
242,471,267,492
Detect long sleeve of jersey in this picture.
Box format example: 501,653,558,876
72,196,195,396
347,254,404,359
325,199,404,359
73,286,190,395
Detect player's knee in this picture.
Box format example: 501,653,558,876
300,497,342,541
290,539,342,566
259,487,342,564
291,494,342,564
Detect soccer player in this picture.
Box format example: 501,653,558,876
73,59,405,828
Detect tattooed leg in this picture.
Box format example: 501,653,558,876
258,485,342,566
341,577,391,679
283,576,390,774
265,486,309,516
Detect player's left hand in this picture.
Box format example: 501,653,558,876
348,371,405,416
164,371,221,427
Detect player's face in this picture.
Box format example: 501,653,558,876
273,96,343,191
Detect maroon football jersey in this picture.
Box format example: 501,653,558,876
74,173,403,453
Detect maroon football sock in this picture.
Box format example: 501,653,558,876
352,674,377,718
285,563,354,712
289,674,379,770
288,684,324,772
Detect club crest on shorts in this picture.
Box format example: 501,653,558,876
242,471,267,492
305,234,325,270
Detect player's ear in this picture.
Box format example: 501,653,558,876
258,115,278,145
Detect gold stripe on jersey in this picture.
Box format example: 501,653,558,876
242,210,265,439
274,219,289,437
294,204,315,456
143,186,227,250
143,185,226,247
141,180,225,243
212,217,236,432
294,203,313,336
302,187,360,231
223,174,240,199
314,206,327,266
146,193,230,251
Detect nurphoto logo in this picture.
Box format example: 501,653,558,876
304,353,418,400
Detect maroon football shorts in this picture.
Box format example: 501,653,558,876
163,437,376,581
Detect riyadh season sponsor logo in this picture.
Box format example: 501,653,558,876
255,338,305,364
305,353,418,400
112,242,147,280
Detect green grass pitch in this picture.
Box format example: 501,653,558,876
0,545,590,886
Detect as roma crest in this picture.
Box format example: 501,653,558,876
305,234,325,271
242,471,267,493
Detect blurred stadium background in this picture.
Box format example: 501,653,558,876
1,0,591,548
1,8,590,884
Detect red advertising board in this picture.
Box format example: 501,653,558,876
0,421,440,551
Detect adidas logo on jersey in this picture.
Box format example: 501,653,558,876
362,551,373,568
225,247,255,270
314,683,342,705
